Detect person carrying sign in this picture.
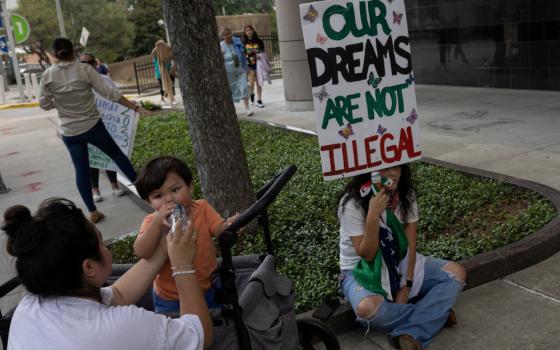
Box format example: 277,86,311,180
151,40,176,108
79,52,128,202
337,165,466,350
39,38,151,223
298,2,467,347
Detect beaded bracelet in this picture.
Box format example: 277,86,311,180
171,265,194,271
172,269,196,278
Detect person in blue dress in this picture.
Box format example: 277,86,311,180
220,27,253,116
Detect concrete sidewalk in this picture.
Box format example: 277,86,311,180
0,107,148,315
1,80,559,349
136,80,560,349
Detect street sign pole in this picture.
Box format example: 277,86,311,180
0,35,8,92
0,1,24,101
54,0,66,37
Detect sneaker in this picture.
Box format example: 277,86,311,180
256,100,264,108
246,110,254,117
93,193,104,202
90,211,106,224
250,94,255,105
112,188,127,197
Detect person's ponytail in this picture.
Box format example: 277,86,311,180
2,205,44,257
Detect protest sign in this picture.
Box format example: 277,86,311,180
88,97,138,173
300,0,422,180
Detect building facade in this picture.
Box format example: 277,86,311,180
407,0,560,90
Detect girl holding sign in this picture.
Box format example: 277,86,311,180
39,38,151,223
337,164,466,350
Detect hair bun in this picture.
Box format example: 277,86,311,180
2,205,34,257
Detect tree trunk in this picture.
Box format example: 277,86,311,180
0,170,9,194
161,0,255,217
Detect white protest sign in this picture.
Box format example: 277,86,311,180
79,27,90,47
88,96,138,173
300,0,422,181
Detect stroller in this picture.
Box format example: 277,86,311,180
0,165,340,350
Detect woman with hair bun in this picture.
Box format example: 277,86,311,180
39,38,150,223
2,197,212,349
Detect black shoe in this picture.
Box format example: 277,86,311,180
256,100,264,108
250,94,255,104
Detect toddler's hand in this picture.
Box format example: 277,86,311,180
155,202,175,230
224,213,240,228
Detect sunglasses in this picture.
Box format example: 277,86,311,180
80,60,95,65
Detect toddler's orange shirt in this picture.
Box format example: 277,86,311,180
138,199,224,300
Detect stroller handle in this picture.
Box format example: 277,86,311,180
226,164,297,234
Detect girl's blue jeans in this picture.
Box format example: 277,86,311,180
61,120,137,212
341,257,465,348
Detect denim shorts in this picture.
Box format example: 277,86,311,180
152,279,222,314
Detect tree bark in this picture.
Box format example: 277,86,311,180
0,170,9,194
161,0,255,217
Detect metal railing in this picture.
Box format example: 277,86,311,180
132,33,282,94
133,59,160,95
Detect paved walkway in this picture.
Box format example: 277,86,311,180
1,80,559,349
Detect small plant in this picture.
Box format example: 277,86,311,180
140,100,162,111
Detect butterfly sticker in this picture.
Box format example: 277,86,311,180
313,86,329,102
393,11,403,25
367,72,382,89
303,5,319,23
316,33,327,45
377,124,387,135
338,124,354,140
407,109,418,124
405,73,415,86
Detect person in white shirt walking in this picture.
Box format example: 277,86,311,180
39,38,149,223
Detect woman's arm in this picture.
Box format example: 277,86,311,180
350,189,389,262
404,221,418,282
168,219,213,348
39,72,55,110
111,235,168,306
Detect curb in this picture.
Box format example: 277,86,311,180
0,101,39,110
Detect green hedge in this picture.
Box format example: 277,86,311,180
114,111,555,312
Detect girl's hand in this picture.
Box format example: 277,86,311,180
369,188,389,218
395,287,409,304
155,202,175,230
167,218,197,267
137,107,154,116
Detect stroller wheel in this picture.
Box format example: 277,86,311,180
297,317,340,350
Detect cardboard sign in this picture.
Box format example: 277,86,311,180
88,96,138,173
300,0,422,180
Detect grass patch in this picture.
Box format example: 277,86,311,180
114,112,555,312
